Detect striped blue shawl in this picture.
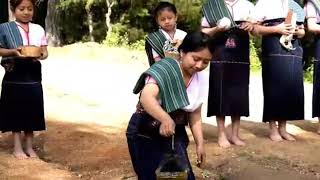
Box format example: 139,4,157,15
133,58,189,113
145,30,167,66
0,21,23,65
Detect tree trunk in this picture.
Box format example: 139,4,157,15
87,10,95,42
8,0,15,21
45,0,61,46
106,0,115,39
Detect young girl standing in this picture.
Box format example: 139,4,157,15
201,0,254,148
145,1,187,65
0,0,48,159
252,0,305,141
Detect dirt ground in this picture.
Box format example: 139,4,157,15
0,45,320,180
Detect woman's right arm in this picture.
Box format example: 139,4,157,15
252,23,294,36
140,83,176,137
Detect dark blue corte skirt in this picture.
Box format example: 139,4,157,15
261,33,304,122
207,28,250,117
0,82,46,132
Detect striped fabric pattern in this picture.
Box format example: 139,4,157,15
309,0,320,13
146,30,166,58
0,21,23,64
289,0,305,22
0,21,23,49
133,58,189,113
202,0,236,28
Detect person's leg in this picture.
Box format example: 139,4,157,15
269,120,283,141
13,131,28,159
278,121,296,141
25,131,39,158
230,116,245,146
217,116,231,148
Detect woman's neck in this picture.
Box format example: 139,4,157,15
163,28,176,40
15,21,29,31
180,65,193,87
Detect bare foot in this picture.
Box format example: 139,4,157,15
13,150,28,160
279,131,296,141
230,136,246,146
218,134,231,148
269,131,283,142
25,148,39,158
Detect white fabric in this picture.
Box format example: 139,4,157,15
145,71,208,112
251,0,289,22
15,22,47,46
201,0,255,27
152,29,187,58
305,1,320,23
182,71,208,112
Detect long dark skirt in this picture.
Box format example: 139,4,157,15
0,82,46,132
126,113,195,180
312,36,320,117
207,28,250,117
261,34,304,122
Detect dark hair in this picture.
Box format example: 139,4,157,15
178,32,214,54
10,0,36,10
154,1,177,19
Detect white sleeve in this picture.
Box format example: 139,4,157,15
198,71,209,103
305,2,318,19
250,0,266,22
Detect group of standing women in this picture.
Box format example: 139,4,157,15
126,0,320,179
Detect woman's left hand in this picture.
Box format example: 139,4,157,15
196,144,206,167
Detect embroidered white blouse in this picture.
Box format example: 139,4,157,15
201,0,255,27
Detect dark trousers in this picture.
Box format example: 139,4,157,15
126,113,195,180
